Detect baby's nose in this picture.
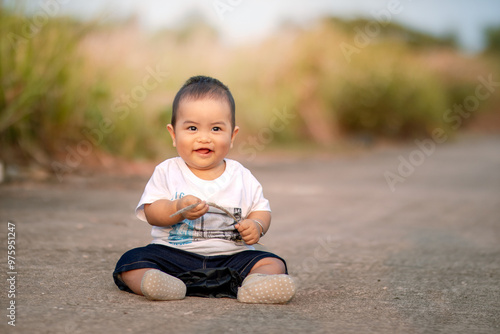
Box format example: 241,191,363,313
197,133,212,143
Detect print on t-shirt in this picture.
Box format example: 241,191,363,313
168,205,243,245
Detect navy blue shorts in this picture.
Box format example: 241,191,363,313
113,244,287,298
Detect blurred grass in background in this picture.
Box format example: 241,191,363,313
1,4,499,175
0,7,107,165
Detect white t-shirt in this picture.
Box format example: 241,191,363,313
136,157,271,256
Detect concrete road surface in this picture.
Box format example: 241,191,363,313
1,134,499,333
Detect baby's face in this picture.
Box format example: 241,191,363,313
167,97,238,179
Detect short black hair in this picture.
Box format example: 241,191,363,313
171,75,236,130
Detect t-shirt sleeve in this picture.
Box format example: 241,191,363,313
135,165,172,222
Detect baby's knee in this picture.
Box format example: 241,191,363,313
251,257,286,274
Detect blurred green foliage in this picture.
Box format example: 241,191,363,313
255,18,484,142
484,25,500,54
0,7,497,172
328,17,458,50
0,7,108,165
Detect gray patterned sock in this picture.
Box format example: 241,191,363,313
140,269,186,301
237,273,296,304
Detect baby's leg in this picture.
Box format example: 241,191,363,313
237,257,296,304
114,244,195,300
120,268,186,301
247,257,287,275
120,268,150,295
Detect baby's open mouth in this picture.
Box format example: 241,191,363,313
195,148,212,154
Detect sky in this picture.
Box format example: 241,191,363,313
17,0,500,52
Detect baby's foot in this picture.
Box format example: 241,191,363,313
237,273,296,304
141,269,186,301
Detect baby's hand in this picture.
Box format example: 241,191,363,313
235,219,261,245
176,195,209,220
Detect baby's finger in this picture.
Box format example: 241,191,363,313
170,201,199,218
183,195,201,206
198,206,209,216
240,228,256,239
242,234,258,245
186,201,202,212
235,222,250,234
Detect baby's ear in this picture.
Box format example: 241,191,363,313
167,124,176,147
230,126,239,148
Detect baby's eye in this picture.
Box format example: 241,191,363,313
212,126,221,132
188,126,197,131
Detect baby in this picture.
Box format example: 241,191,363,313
113,75,296,303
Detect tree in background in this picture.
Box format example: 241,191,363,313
484,25,500,54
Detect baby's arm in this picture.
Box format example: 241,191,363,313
235,211,271,245
144,195,209,227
